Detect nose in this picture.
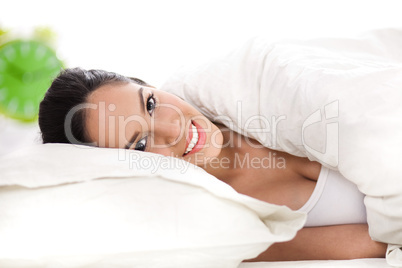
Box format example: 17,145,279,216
151,119,182,147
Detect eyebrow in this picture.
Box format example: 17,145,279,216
124,87,145,149
138,87,145,114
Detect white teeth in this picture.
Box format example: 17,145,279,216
185,123,199,154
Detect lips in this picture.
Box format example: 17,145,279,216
183,120,206,156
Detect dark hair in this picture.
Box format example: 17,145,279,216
38,67,149,145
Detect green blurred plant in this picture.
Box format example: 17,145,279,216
33,26,57,47
0,25,64,122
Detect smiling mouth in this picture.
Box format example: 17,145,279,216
184,123,199,155
183,121,206,156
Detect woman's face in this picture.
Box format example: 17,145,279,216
85,82,223,166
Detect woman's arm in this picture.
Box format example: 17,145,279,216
245,224,387,262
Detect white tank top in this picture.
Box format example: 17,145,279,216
298,166,367,227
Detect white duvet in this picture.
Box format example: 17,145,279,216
161,28,402,266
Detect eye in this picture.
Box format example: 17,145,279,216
146,93,156,115
134,136,148,151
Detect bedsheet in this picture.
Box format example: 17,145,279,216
161,28,402,266
239,258,390,267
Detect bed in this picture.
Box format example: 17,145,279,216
240,258,390,268
161,27,402,267
1,28,401,267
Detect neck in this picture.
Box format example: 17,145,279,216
201,124,248,181
200,123,290,183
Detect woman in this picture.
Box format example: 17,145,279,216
39,67,387,261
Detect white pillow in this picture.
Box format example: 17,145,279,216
0,144,305,268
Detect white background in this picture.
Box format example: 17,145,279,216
0,0,401,155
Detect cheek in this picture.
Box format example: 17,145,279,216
155,100,185,123
162,95,195,116
151,147,178,157
209,127,223,149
